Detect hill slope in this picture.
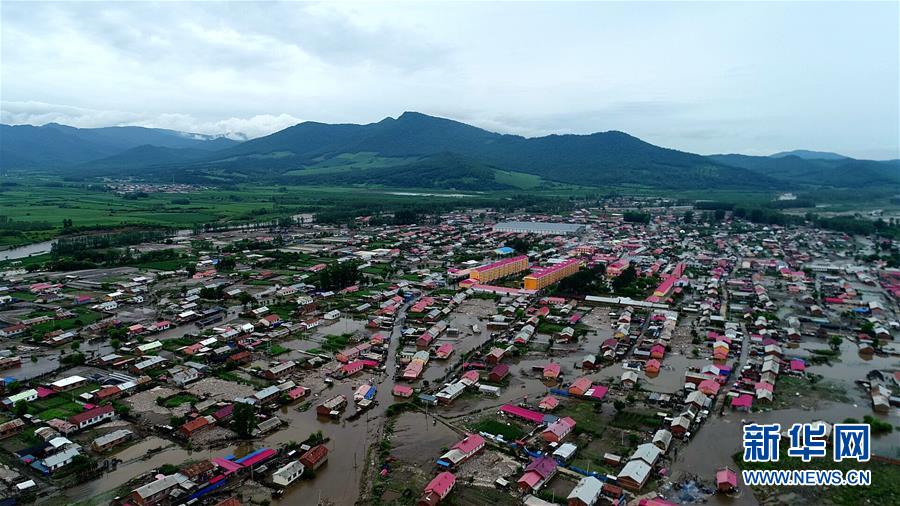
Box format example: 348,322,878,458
198,112,775,189
4,113,897,191
0,123,240,168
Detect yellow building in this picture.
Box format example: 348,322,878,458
523,258,581,291
469,255,529,284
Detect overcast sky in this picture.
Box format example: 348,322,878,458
2,1,898,159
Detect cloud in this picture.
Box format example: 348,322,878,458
1,1,898,159
0,101,301,140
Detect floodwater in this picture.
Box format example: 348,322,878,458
670,336,900,506
0,240,56,261
62,437,232,501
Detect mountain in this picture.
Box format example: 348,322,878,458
769,149,848,160
4,113,897,191
708,153,900,187
82,145,214,171
193,112,774,190
0,123,240,168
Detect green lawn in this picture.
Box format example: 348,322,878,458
471,417,526,440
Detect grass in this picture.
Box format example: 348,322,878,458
159,393,198,408
561,400,608,437
268,344,290,356
772,375,848,409
471,417,526,440
321,333,353,352
494,169,543,189
610,410,662,430
31,396,84,420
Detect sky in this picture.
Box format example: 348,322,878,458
1,1,898,159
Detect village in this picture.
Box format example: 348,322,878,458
0,199,897,506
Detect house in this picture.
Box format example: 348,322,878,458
262,361,297,380
621,370,639,388
95,385,122,402
542,417,576,443
644,359,661,375
686,390,711,410
129,474,189,506
393,385,414,398
0,418,25,439
716,467,738,492
567,476,604,506
299,444,329,470
4,388,38,407
553,442,578,463
438,434,485,468
652,429,672,452
670,415,691,438
50,375,87,392
731,394,753,411
418,472,456,506
517,456,557,493
179,416,212,439
130,355,167,374
568,376,592,396
435,343,454,360
436,382,466,404
698,379,720,396
338,360,365,378
42,446,82,473
538,395,559,412
307,395,347,418
169,366,201,387
91,429,133,452
631,443,662,466
616,459,652,490
69,405,115,430
488,364,510,383
212,404,234,422
543,362,561,379
180,460,216,482
485,347,506,364
272,460,305,487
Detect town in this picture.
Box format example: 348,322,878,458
0,197,897,506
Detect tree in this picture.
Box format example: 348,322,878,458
14,399,28,417
829,335,843,349
233,402,256,438
611,265,637,292
683,211,694,223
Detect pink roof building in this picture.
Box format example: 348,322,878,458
420,472,456,505
393,385,414,398
435,343,454,359
543,362,561,379
698,379,721,396
587,385,609,401
538,395,559,411
517,456,557,492
500,404,544,424
731,394,753,410
716,467,738,491
541,416,576,443
645,359,661,374
568,376,592,396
